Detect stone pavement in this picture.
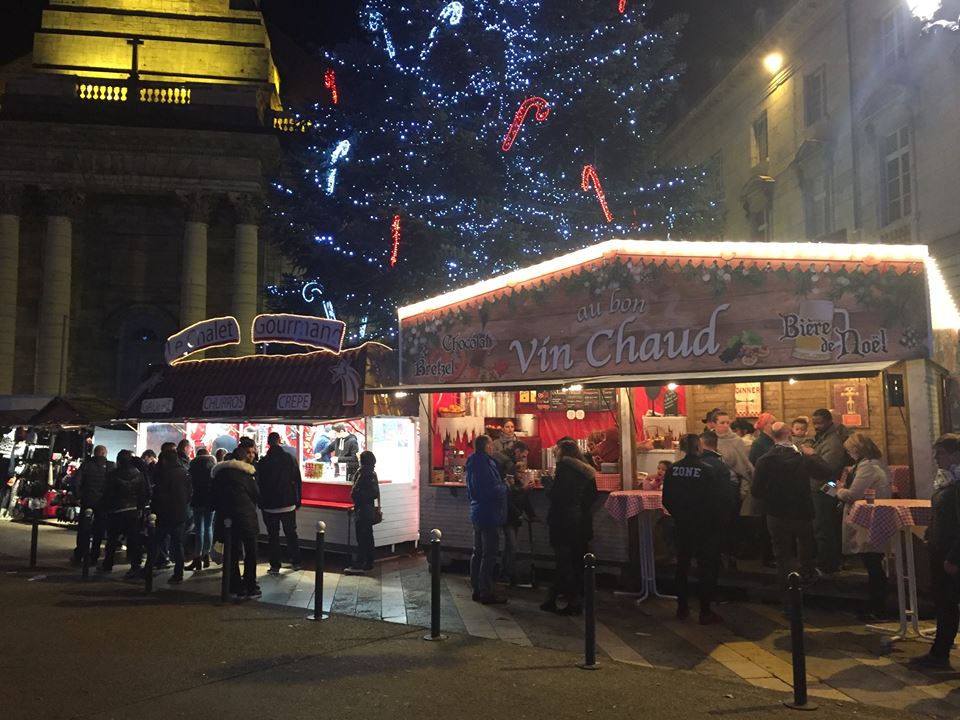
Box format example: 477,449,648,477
3,519,959,718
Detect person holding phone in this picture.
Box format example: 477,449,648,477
836,433,892,621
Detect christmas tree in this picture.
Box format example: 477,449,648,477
269,0,718,343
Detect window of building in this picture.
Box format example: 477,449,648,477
804,173,833,238
881,7,906,67
751,111,768,166
804,67,826,126
749,207,771,241
882,126,912,225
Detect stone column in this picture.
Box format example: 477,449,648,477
36,190,82,396
178,192,214,328
0,185,24,395
231,193,262,356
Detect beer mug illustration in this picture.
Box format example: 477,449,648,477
791,300,850,360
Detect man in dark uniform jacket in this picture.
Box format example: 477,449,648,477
663,434,728,625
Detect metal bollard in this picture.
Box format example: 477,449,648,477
308,521,328,621
144,514,156,594
220,518,233,603
579,552,599,670
81,508,93,579
29,508,39,569
423,529,447,641
783,572,817,711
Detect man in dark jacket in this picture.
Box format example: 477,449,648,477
753,422,831,609
151,448,192,582
213,440,261,599
72,445,114,565
100,450,148,577
176,439,193,470
331,423,360,478
803,409,850,574
187,448,216,572
466,434,507,604
912,434,960,669
257,432,303,574
663,434,727,624
700,430,739,570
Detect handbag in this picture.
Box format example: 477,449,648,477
372,500,383,525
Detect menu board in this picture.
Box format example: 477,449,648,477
535,389,615,412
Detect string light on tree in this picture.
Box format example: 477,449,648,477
324,69,339,104
581,164,614,223
390,214,401,267
325,140,351,195
501,96,551,152
421,2,465,61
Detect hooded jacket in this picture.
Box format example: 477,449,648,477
257,444,303,511
751,444,830,521
465,451,506,527
189,454,216,509
546,456,598,544
103,464,148,514
212,459,260,535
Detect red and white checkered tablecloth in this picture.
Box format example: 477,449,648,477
847,499,932,548
604,490,665,522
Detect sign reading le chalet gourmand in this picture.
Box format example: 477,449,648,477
398,250,930,386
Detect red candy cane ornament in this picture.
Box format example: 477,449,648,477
501,96,550,152
581,164,614,223
618,0,627,14
389,214,401,267
324,69,339,105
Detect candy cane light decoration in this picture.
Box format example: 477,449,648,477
581,164,614,223
501,96,551,152
390,214,401,267
421,1,464,61
618,0,627,13
324,69,339,105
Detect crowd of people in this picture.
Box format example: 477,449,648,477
69,428,380,599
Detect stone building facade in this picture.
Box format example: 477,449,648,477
0,0,284,403
660,0,960,305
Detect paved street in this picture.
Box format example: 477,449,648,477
2,519,958,719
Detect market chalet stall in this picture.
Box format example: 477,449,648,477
391,240,960,579
119,333,420,553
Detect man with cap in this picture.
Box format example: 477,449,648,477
662,434,727,624
257,431,303,574
749,412,777,465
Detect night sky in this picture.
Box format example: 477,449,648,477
1,0,791,114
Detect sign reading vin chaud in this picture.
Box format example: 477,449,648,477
399,248,930,385
252,314,345,352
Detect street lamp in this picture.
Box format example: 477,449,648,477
763,52,785,74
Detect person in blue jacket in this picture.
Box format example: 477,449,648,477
466,434,507,604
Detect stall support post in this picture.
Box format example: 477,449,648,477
29,507,39,569
80,508,93,579
144,513,156,595
580,552,599,670
423,529,447,641
308,521,328,621
219,518,232,604
784,572,816,711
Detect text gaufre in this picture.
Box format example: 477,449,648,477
252,314,344,351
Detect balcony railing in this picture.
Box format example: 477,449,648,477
76,81,190,105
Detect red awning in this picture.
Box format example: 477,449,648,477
119,344,405,423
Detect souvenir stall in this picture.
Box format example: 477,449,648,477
392,240,960,579
120,342,420,553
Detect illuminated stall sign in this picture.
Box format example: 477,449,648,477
398,241,932,386
252,313,345,352
165,317,240,365
140,397,174,415
201,394,246,413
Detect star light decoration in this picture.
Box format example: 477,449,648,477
272,0,711,341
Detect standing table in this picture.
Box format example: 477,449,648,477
604,490,674,603
847,498,933,644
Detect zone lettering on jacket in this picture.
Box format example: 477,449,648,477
670,466,702,478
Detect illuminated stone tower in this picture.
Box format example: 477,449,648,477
0,0,284,402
